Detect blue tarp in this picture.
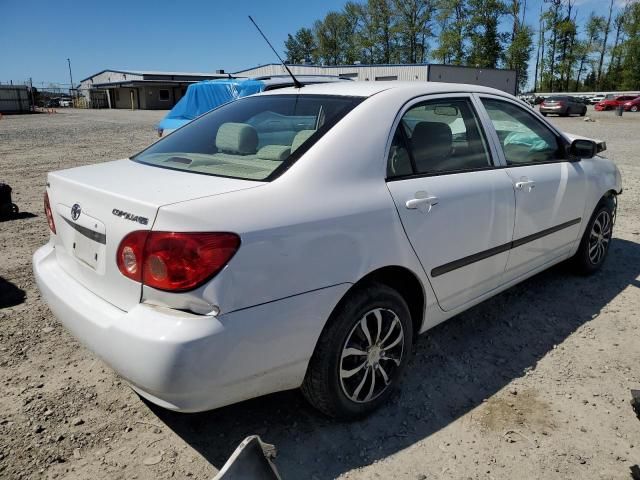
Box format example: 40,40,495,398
158,79,265,131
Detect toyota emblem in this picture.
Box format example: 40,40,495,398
71,203,81,221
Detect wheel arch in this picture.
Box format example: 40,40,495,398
602,189,618,218
336,265,426,339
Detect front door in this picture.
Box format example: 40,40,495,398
478,96,586,280
386,96,516,311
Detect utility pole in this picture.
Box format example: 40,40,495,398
67,58,74,99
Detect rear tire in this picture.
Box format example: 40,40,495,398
302,283,413,419
581,107,587,116
541,112,548,117
572,198,615,275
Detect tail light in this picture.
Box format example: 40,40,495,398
116,231,240,292
44,192,56,234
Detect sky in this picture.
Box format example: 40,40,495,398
0,0,626,89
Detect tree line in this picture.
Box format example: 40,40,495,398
283,0,640,93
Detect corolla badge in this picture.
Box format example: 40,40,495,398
71,203,82,221
112,208,149,225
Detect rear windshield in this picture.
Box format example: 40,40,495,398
546,96,568,101
133,94,363,181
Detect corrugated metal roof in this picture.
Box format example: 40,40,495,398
80,69,221,82
234,63,430,72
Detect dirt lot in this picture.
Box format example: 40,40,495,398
1,107,639,480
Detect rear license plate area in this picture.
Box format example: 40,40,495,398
72,233,100,270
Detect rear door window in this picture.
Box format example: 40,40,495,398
387,98,492,177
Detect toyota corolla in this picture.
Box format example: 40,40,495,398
34,82,622,418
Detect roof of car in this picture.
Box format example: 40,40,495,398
258,80,513,98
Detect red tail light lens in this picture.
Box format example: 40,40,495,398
44,192,56,234
116,231,240,292
116,231,147,282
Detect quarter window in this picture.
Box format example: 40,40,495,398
387,98,491,177
481,98,562,165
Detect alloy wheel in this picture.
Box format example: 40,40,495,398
339,308,404,403
588,210,612,265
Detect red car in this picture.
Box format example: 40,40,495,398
622,96,640,112
594,95,638,111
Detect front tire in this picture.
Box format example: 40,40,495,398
572,199,615,275
302,283,413,418
631,105,639,112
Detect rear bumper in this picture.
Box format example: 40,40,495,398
539,106,566,114
33,243,349,412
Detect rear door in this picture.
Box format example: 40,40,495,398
477,95,586,280
386,94,516,311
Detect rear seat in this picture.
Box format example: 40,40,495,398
190,123,316,169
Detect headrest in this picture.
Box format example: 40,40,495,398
257,145,291,161
291,130,316,153
216,123,258,155
411,121,452,166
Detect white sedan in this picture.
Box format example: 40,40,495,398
34,82,622,418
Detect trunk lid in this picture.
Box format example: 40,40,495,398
47,159,261,311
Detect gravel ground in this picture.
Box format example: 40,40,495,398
0,107,639,480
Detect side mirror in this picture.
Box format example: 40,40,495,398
569,139,597,159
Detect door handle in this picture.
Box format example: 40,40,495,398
406,195,439,210
515,180,535,191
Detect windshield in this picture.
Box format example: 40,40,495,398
133,94,363,181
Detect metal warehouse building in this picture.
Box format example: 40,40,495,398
79,64,517,109
79,69,228,109
233,63,517,94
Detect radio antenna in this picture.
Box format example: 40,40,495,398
248,15,303,89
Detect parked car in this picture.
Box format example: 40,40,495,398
539,95,587,116
622,96,640,112
45,98,60,108
594,95,638,111
34,82,622,418
590,94,606,105
58,98,73,107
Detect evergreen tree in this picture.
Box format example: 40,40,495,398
620,1,640,90
504,0,533,93
467,0,507,68
433,0,467,64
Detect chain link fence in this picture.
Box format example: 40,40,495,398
0,80,109,110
